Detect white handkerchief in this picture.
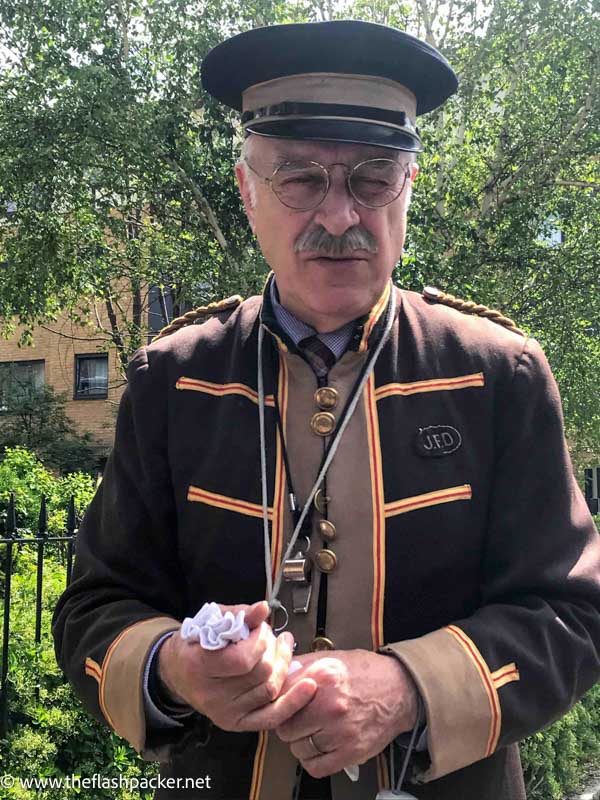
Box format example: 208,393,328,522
180,602,250,650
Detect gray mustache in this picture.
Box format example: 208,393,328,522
294,225,378,256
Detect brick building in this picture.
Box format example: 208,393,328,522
0,313,126,451
0,284,180,459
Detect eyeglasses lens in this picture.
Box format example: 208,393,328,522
272,161,329,210
350,159,405,207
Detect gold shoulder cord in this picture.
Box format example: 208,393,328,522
422,286,526,337
151,295,243,342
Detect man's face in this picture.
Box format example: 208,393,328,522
236,136,418,332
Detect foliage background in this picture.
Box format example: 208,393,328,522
0,449,157,798
0,0,597,460
0,387,106,476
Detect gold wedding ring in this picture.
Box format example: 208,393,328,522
308,734,327,757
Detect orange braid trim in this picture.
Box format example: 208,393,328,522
422,287,526,337
151,295,243,342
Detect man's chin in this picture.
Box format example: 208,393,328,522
305,290,380,329
304,258,373,299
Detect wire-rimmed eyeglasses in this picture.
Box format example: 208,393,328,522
243,157,411,211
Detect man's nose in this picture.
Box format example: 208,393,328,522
312,171,361,237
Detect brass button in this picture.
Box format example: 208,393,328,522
310,412,336,436
314,489,330,513
315,549,337,573
318,519,336,541
314,387,339,410
423,286,442,301
312,636,335,652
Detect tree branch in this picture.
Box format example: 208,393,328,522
416,0,438,47
116,0,130,63
166,157,239,277
553,180,600,190
38,325,109,343
104,295,128,373
494,63,597,211
93,303,106,333
439,0,455,49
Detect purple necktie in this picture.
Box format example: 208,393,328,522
298,335,336,378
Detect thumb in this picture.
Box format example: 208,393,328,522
218,600,269,628
243,600,270,629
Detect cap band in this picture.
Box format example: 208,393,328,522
242,101,418,137
242,72,417,121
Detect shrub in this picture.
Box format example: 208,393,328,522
0,449,157,798
0,447,95,534
521,684,600,799
0,550,158,799
0,385,107,476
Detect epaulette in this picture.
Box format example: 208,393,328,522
422,286,526,337
151,295,243,342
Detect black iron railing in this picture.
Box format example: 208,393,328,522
585,468,600,515
0,493,77,737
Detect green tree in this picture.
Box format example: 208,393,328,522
0,0,598,459
0,0,277,368
0,385,105,475
0,447,95,530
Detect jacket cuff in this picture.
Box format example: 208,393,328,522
380,625,500,782
98,617,181,752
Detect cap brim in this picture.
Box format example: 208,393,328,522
245,118,422,152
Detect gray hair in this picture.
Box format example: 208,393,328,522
237,136,259,208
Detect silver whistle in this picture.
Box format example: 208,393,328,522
282,550,312,614
292,582,312,614
282,551,311,582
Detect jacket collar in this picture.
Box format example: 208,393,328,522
259,272,393,355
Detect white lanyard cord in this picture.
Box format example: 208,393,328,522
258,283,397,616
257,320,274,603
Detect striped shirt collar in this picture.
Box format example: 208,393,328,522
269,278,355,361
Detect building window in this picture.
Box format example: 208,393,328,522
74,354,108,399
538,215,564,246
0,360,45,410
147,285,174,339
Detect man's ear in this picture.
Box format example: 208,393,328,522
235,162,256,232
409,162,419,183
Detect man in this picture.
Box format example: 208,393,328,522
52,19,600,800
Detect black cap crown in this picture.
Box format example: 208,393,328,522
202,20,458,152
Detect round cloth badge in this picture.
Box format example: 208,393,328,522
415,425,462,457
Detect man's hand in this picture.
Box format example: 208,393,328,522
158,601,317,732
275,650,418,778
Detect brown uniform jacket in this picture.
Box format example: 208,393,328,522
53,283,600,800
